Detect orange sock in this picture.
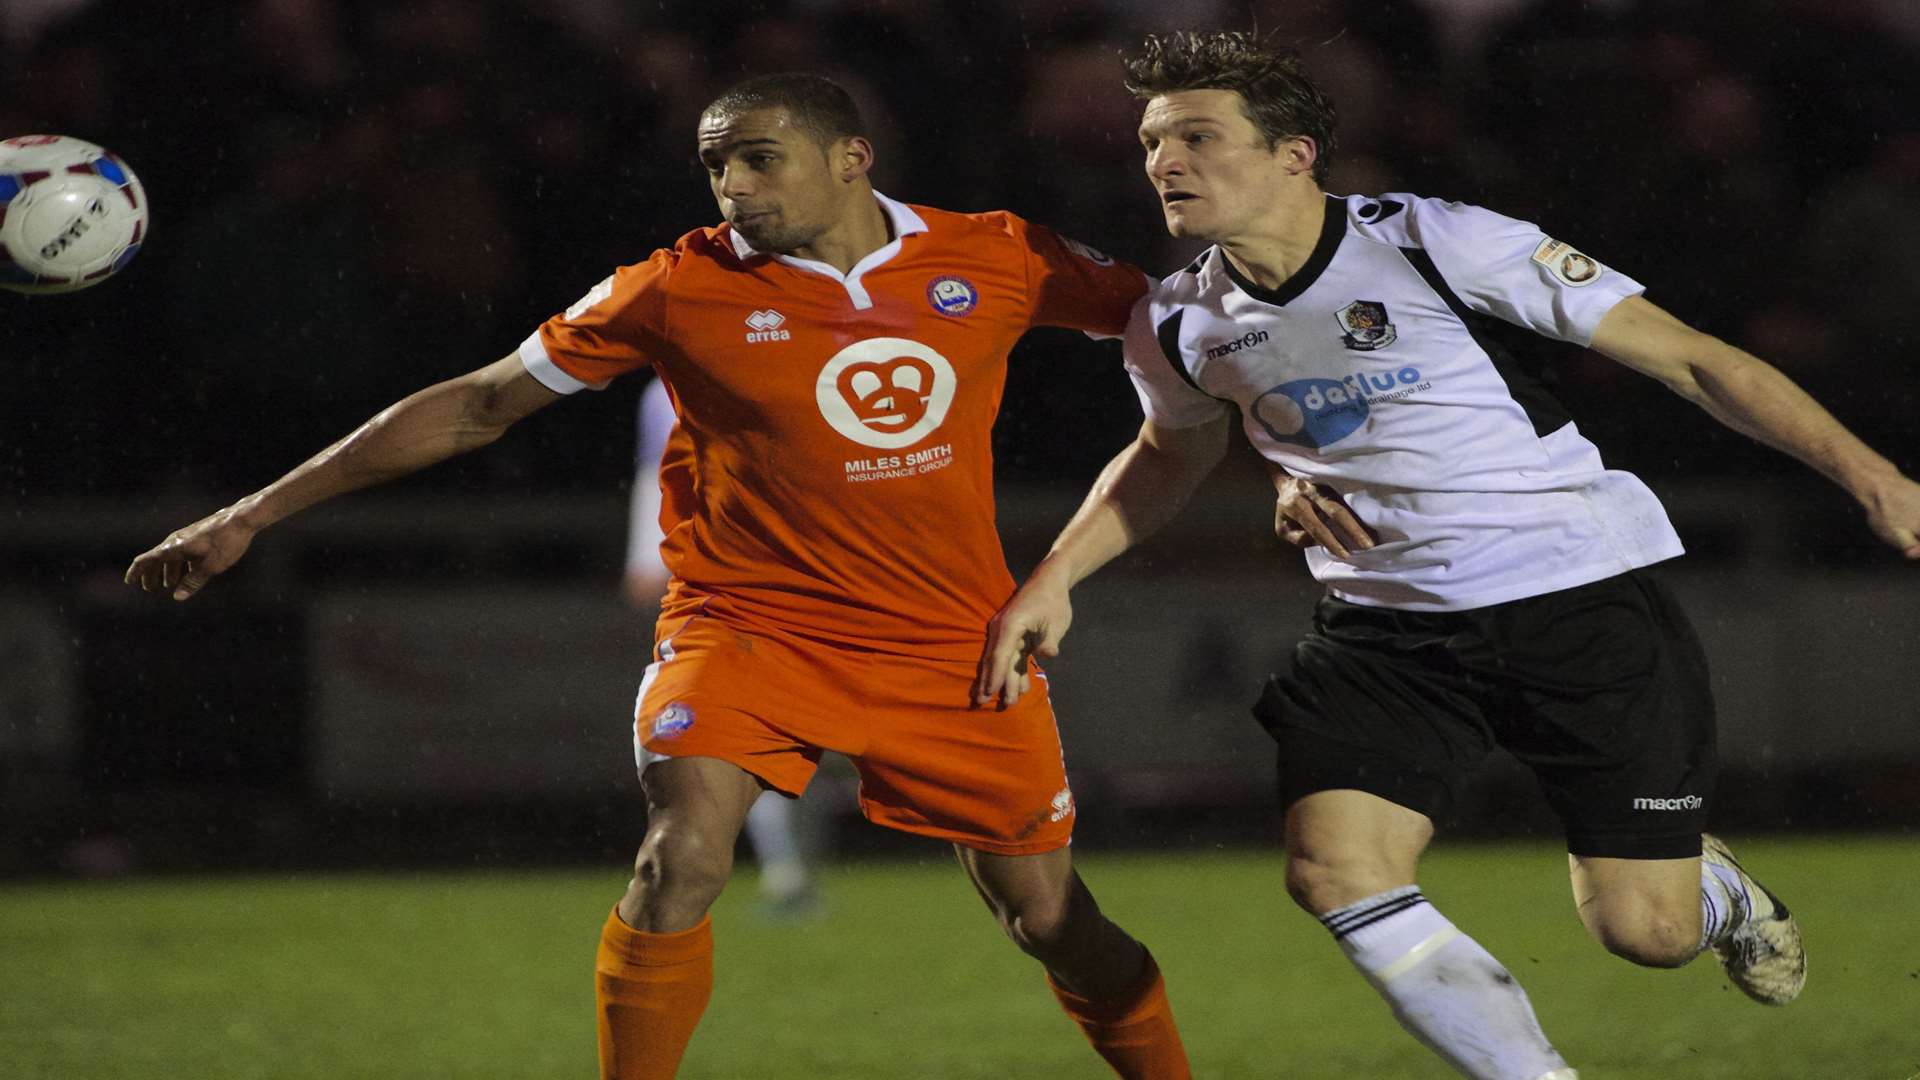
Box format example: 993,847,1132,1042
595,908,714,1080
1048,950,1192,1080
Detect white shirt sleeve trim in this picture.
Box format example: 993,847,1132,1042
517,332,606,394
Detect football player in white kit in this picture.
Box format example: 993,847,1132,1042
973,30,1920,1080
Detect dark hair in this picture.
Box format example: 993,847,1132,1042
1123,31,1337,185
703,73,866,148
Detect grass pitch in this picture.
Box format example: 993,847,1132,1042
4,837,1917,1078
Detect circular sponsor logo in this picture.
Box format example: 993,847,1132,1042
926,275,978,316
816,337,957,449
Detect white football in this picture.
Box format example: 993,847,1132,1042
0,134,149,294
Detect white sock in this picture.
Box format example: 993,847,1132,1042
744,791,808,899
1322,887,1570,1080
1698,860,1751,950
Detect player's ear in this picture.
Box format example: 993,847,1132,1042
835,135,875,183
1278,135,1318,178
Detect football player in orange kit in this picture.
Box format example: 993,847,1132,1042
125,74,1191,1080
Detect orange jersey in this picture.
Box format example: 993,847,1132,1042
520,193,1145,661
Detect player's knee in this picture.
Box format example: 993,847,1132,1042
1285,851,1400,916
1585,911,1697,968
630,825,733,910
998,888,1075,956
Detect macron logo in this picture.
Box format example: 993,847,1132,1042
745,309,791,343
1633,795,1704,811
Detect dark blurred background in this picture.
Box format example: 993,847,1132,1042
2,0,1917,878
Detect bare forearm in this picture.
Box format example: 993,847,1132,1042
232,378,508,530
1593,298,1907,505
1686,347,1904,501
1035,422,1225,589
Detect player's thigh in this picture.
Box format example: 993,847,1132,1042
1256,596,1495,826
854,664,1075,855
1495,571,1715,861
633,613,838,798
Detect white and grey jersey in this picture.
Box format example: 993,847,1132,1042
1127,193,1684,612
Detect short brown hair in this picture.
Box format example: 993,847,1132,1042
1123,31,1337,185
703,73,866,148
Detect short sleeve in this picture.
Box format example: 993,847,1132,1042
518,249,675,394
1120,294,1230,429
1409,198,1644,346
1003,215,1149,339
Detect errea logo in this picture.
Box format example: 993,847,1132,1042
745,309,791,343
1633,795,1704,811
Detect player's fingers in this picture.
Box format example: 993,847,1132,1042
172,565,210,602
972,623,1002,704
1284,502,1349,557
1001,659,1029,709
1316,495,1376,552
1034,619,1069,661
976,629,1021,707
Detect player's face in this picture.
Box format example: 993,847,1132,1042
697,107,842,253
1138,90,1295,241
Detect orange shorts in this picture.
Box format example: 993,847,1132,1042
632,613,1075,855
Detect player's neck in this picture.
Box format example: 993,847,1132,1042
1217,186,1326,291
788,188,892,274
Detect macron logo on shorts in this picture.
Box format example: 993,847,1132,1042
1633,795,1704,811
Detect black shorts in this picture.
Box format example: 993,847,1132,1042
1254,569,1714,859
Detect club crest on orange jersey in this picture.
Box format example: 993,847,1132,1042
926,275,978,317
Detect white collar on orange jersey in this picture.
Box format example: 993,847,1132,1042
727,191,928,310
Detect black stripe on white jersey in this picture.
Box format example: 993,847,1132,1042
1152,309,1205,395
1399,246,1577,439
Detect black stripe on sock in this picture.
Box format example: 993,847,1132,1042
1320,891,1425,933
1320,891,1428,941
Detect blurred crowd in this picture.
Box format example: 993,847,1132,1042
3,0,1917,512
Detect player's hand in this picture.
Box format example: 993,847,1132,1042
124,507,258,601
973,568,1072,710
1862,475,1920,560
1274,475,1376,557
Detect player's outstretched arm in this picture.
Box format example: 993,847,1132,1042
973,414,1230,707
1591,296,1920,559
125,354,564,600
